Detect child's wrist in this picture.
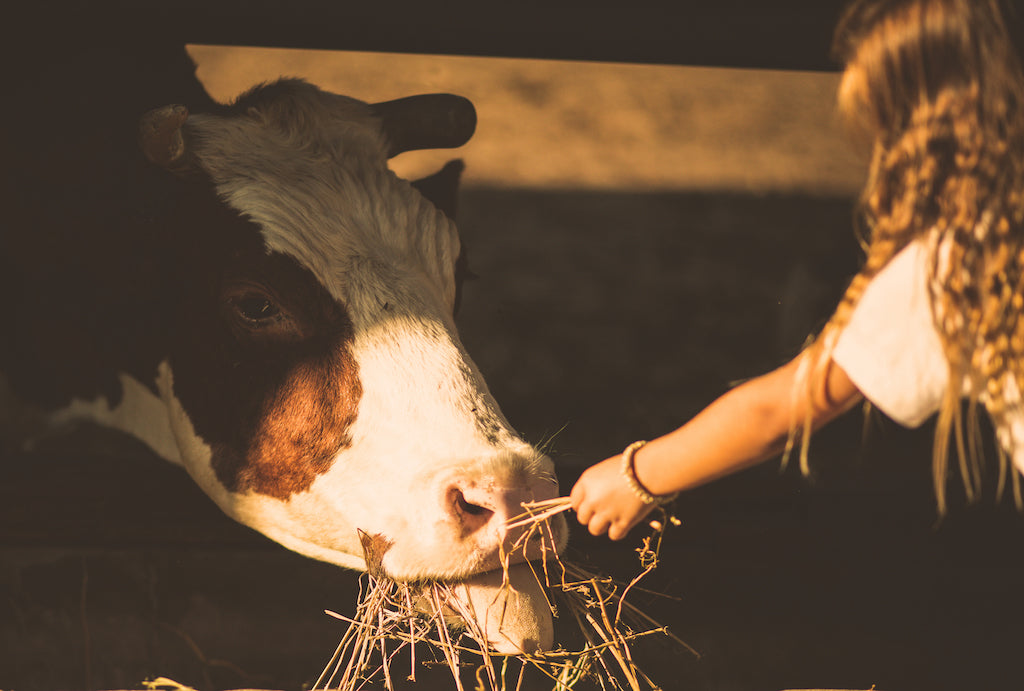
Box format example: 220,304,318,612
621,440,678,505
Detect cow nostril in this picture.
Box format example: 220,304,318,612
450,488,495,529
456,490,490,516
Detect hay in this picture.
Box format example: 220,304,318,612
314,498,694,691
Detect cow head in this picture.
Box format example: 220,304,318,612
138,79,566,582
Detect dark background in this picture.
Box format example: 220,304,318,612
4,2,1024,690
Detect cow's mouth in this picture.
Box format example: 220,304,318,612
447,562,554,654
357,528,554,654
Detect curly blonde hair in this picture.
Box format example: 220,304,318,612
802,0,1024,511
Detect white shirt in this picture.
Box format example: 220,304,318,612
832,238,1024,474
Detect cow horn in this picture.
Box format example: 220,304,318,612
372,94,476,158
139,104,189,168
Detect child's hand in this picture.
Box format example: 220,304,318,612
570,454,656,540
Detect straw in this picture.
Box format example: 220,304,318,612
314,497,693,690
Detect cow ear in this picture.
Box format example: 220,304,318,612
372,94,476,158
412,159,465,221
139,104,191,171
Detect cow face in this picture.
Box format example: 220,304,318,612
142,80,566,581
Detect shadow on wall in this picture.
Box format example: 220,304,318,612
5,186,1024,691
455,188,862,466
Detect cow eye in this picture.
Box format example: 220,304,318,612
232,294,281,325
223,287,305,343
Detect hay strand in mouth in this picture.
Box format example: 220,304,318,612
315,497,693,690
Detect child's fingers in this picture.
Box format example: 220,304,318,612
607,521,629,541
568,479,583,509
587,515,612,537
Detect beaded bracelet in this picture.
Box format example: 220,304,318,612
620,440,679,505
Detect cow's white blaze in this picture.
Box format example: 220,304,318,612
312,310,559,580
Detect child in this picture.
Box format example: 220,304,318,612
571,0,1024,540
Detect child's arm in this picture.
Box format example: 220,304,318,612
569,352,863,540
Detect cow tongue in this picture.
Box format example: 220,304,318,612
446,562,553,655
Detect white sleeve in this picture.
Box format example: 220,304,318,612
831,241,949,428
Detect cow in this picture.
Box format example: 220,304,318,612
1,34,566,653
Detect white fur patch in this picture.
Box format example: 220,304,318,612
49,372,182,465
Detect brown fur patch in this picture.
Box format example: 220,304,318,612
214,344,362,499
167,190,363,500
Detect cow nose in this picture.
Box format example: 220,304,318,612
447,485,498,536
440,473,566,570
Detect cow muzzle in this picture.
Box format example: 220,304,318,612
445,476,565,565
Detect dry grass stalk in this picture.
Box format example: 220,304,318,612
315,497,692,691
